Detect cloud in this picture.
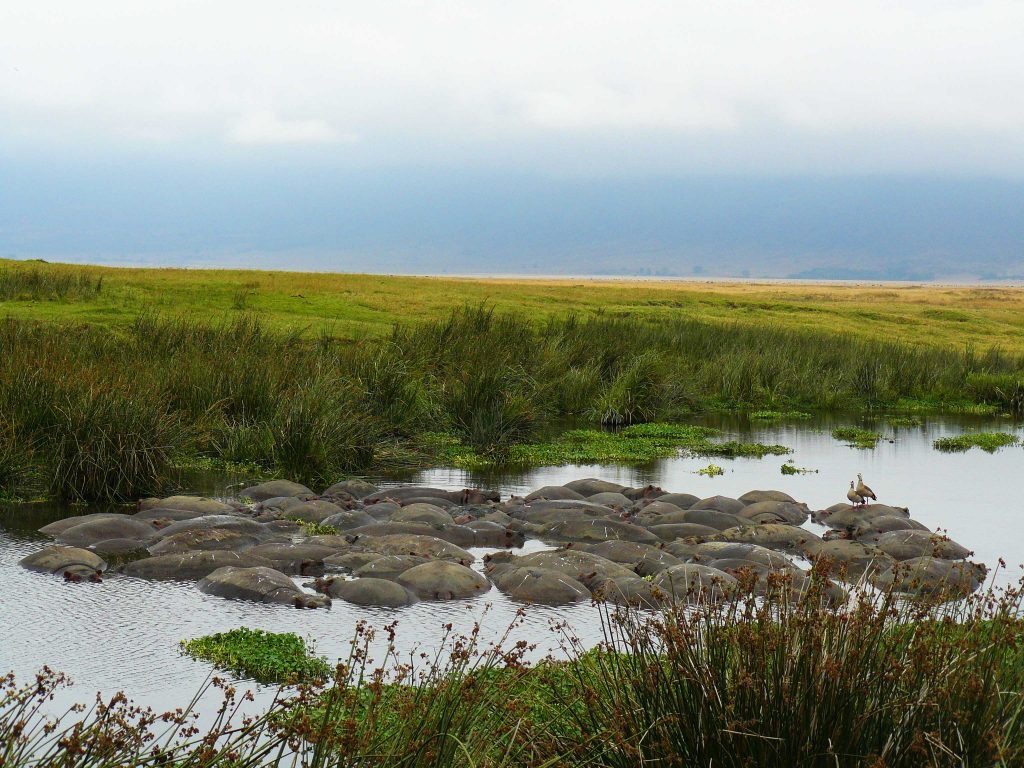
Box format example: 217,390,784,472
226,111,353,145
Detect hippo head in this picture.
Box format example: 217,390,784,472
503,528,526,548
461,488,500,504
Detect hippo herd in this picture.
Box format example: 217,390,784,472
18,476,987,609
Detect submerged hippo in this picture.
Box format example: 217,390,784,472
539,518,659,545
124,550,274,580
20,545,106,581
738,490,797,505
314,576,417,607
563,478,628,497
870,558,987,599
872,530,972,561
137,496,237,515
322,479,380,499
489,566,591,605
56,517,157,547
240,480,316,502
199,566,330,608
397,561,490,600
651,564,738,603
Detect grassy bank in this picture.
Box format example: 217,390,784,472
5,578,1024,766
2,302,1024,501
4,258,1024,352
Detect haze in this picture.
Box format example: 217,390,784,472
2,1,1023,278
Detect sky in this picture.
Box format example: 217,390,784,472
2,1,1023,277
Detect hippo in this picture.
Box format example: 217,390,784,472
361,502,402,520
738,490,797,505
851,516,929,541
364,487,498,505
320,510,377,531
524,486,587,502
323,551,383,572
640,508,753,532
651,564,738,603
715,524,822,556
514,507,612,526
585,492,633,508
872,530,971,561
539,518,659,545
622,485,666,501
198,566,330,608
632,501,687,520
314,576,417,607
322,479,380,499
584,574,666,608
709,560,846,606
88,539,151,560
688,542,798,570
134,508,217,524
240,480,316,502
803,539,895,582
813,504,909,530
870,558,987,599
56,517,157,548
645,493,699,510
577,541,682,576
124,550,274,580
485,549,636,584
397,561,490,600
353,555,429,580
20,546,106,580
255,496,310,515
647,523,721,542
464,521,526,548
736,501,809,526
39,513,130,537
399,496,458,509
151,515,267,541
278,500,345,524
148,528,261,555
563,478,628,497
489,566,590,605
243,543,342,575
138,496,237,515
691,496,746,515
391,503,454,526
344,522,477,549
347,534,475,564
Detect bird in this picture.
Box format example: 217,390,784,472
847,480,864,506
856,473,877,505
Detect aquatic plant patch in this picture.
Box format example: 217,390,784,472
181,628,332,684
426,424,791,470
933,431,1020,453
831,426,882,448
748,410,813,421
780,460,817,475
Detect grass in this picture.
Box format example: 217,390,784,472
180,628,331,684
888,415,923,427
933,431,1020,453
832,426,883,448
695,464,725,476
4,578,1024,767
748,409,812,421
780,459,817,475
4,258,1024,354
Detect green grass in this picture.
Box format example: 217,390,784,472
780,459,817,475
888,415,923,427
831,426,883,448
695,464,725,476
933,432,1021,453
180,628,331,684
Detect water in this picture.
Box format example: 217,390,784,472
1,414,1022,717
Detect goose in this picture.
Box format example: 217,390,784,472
847,481,864,506
856,473,877,505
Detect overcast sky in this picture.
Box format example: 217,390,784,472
3,0,1023,174
2,2,1023,276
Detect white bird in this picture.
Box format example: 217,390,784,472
847,480,864,506
856,473,877,505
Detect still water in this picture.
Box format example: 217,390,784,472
1,414,1022,716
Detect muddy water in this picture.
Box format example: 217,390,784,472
1,414,1021,716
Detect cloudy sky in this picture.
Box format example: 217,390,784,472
2,1,1023,275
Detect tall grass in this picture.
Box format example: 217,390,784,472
3,580,1023,767
0,267,103,301
0,307,1022,500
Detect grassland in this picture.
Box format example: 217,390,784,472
2,259,1024,501
5,258,1024,351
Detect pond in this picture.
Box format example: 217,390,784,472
1,413,1022,717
